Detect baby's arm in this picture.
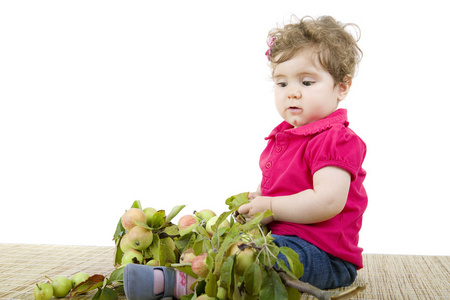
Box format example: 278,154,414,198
239,166,350,225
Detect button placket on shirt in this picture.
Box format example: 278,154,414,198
261,132,289,189
266,133,288,170
275,132,288,155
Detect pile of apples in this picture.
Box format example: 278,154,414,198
33,272,89,300
34,193,304,300
113,203,183,269
34,193,367,299
117,206,234,268
111,193,304,300
174,210,256,278
118,207,161,266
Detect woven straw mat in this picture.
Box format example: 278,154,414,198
0,243,448,299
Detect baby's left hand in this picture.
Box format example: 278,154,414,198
238,196,274,225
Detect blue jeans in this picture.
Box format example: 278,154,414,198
273,234,357,289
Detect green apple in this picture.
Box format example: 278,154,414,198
121,248,144,265
195,209,216,221
49,275,72,298
33,283,53,300
217,286,228,299
191,253,209,278
205,215,230,236
180,248,196,263
71,272,89,288
177,215,200,236
227,242,256,276
143,207,157,225
196,294,216,300
127,226,153,250
121,208,146,231
120,233,132,252
146,259,159,266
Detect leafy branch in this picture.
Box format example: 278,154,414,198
37,194,367,300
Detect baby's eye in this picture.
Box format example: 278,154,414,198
302,81,314,87
277,82,287,87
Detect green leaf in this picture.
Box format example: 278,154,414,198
264,243,280,266
142,247,152,260
149,210,166,228
133,220,153,230
107,268,124,285
169,263,198,279
113,237,124,267
130,200,142,210
69,275,105,298
112,216,125,266
159,237,177,266
243,293,255,300
252,228,273,247
275,259,298,282
150,234,160,262
205,252,214,272
244,263,262,295
92,288,101,300
239,210,273,232
96,287,118,300
163,224,179,236
211,211,232,233
180,294,194,300
213,233,239,277
193,223,209,238
232,275,243,300
101,276,108,289
193,239,204,256
165,205,186,224
195,280,207,297
279,247,303,279
174,232,194,253
287,286,302,300
225,192,250,210
193,236,212,256
219,255,235,296
259,268,288,300
205,271,217,297
113,284,124,295
113,218,125,243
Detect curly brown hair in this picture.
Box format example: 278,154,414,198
267,15,363,85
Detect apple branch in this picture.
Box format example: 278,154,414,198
278,271,366,300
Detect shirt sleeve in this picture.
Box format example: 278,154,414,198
305,125,366,182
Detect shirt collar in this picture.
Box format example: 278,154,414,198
266,109,349,139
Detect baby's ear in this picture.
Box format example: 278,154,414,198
337,75,352,101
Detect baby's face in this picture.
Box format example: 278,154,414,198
272,49,349,127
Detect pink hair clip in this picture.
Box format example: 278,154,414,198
265,36,276,61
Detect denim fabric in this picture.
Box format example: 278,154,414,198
272,234,357,289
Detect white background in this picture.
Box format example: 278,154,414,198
1,1,449,256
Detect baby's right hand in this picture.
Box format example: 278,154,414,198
232,190,262,224
248,191,262,200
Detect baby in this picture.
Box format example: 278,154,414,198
238,15,367,289
123,15,368,299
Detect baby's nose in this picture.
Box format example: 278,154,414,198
288,85,301,99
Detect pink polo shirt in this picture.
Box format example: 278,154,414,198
261,109,367,269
